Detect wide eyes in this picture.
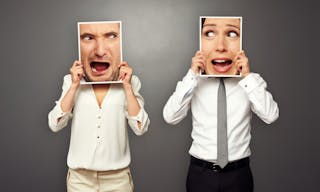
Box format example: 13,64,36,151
205,31,215,38
203,30,239,39
228,31,238,38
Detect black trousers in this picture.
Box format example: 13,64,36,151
186,157,253,192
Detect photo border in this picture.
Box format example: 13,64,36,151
77,21,123,84
199,16,243,78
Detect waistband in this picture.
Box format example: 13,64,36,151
190,156,250,172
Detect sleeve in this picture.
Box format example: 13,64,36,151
239,73,279,124
126,75,150,136
48,75,73,132
163,69,198,125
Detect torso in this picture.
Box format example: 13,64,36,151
92,84,110,108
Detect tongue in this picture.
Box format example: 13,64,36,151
214,63,232,73
94,63,108,72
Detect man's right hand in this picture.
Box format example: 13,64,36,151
191,51,206,74
70,60,84,88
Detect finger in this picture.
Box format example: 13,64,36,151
74,65,83,70
234,53,243,61
122,68,132,78
199,63,205,71
118,61,129,68
119,66,127,76
235,60,243,71
118,69,125,81
195,58,206,66
73,60,82,67
197,54,205,61
196,51,205,58
75,69,84,78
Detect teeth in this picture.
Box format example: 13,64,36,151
214,60,226,63
92,67,97,72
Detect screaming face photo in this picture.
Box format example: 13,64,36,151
78,21,122,82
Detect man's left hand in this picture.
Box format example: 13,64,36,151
235,50,250,77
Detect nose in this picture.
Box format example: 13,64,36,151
215,35,227,52
94,39,108,57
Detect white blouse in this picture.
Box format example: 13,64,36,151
48,75,150,171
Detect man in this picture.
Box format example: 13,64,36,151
163,17,279,192
48,21,150,192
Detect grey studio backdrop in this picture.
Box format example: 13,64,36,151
0,0,319,191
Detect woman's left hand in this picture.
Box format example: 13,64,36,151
118,61,133,89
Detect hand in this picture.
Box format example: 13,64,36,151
235,50,250,77
70,60,84,88
118,61,133,90
191,51,206,74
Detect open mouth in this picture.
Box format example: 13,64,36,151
211,59,233,65
90,62,110,73
211,59,233,73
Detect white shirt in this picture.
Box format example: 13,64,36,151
163,69,279,162
48,75,150,171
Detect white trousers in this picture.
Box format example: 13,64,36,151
66,167,134,192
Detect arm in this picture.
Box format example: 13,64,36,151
60,61,83,113
48,75,73,132
236,51,279,123
119,62,150,135
48,61,83,132
163,51,204,125
239,73,279,124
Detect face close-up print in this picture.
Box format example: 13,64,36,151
78,21,122,82
200,16,242,77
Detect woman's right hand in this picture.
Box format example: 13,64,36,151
191,51,206,74
70,60,84,88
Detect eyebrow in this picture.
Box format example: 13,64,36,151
80,33,93,39
80,31,119,38
104,31,118,36
203,24,240,30
226,24,240,30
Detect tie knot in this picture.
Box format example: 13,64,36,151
219,78,225,88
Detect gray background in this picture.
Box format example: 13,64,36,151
0,0,319,191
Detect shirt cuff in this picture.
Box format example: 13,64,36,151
186,69,199,82
239,73,265,94
127,109,149,136
48,102,72,132
180,69,198,99
55,102,72,118
126,108,143,122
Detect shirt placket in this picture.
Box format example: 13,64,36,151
96,108,102,142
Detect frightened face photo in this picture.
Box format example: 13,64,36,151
201,17,242,76
78,21,122,82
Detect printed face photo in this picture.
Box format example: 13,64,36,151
200,16,242,77
78,21,122,82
